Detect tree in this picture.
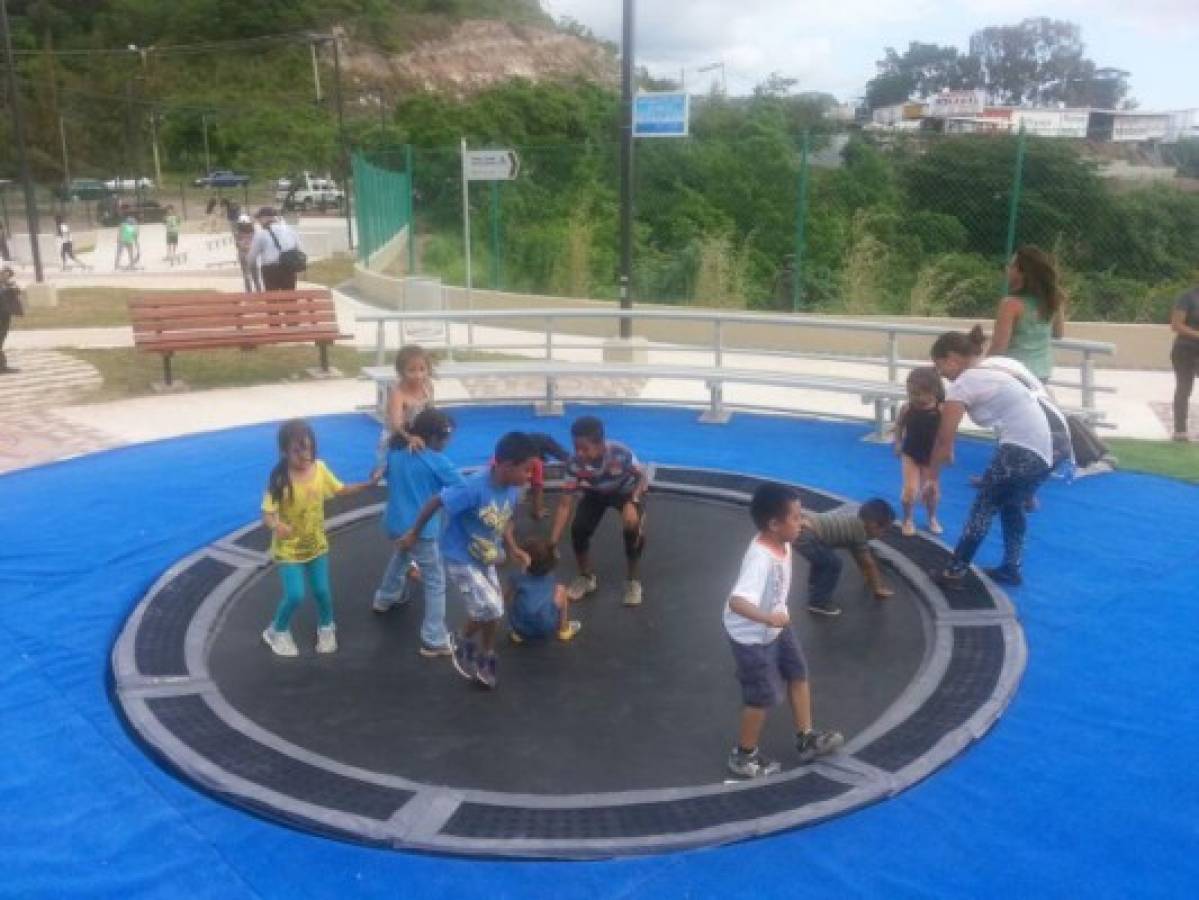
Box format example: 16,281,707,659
865,42,978,110
968,18,1129,107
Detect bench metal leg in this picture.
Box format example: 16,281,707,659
535,376,564,417
163,353,173,387
699,381,731,424
318,342,330,373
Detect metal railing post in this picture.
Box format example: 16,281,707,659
713,319,723,368
375,320,385,367
1081,350,1096,414
887,331,899,385
546,316,554,360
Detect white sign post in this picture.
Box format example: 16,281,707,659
461,142,521,346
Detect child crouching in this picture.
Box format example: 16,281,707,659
507,537,581,643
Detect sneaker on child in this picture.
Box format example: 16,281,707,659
622,579,643,607
557,620,582,641
449,634,478,681
567,573,598,600
261,627,299,657
726,747,781,778
315,625,338,654
474,653,498,690
796,729,844,763
806,601,842,617
418,641,453,658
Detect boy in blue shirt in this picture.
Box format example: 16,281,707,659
373,408,463,657
401,431,536,690
507,537,581,643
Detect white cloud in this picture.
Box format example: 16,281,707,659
540,0,1198,106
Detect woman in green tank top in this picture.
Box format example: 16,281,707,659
986,245,1065,384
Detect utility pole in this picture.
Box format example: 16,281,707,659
201,114,211,173
310,41,323,105
130,46,162,185
2,0,44,280
59,115,70,186
328,33,353,249
618,0,635,338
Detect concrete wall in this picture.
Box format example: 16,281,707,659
351,270,1175,370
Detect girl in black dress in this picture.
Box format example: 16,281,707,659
894,367,945,536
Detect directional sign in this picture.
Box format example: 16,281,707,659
634,92,690,138
465,149,520,181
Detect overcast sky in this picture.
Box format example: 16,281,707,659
542,1,1197,110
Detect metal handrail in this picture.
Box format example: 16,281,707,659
357,306,1116,415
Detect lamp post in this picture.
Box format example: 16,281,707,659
618,0,634,338
696,61,726,94
129,45,162,185
313,33,352,249
1,0,43,281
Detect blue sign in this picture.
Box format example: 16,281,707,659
634,92,690,138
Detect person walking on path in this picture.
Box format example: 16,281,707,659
205,196,220,233
234,214,261,292
985,245,1065,386
247,207,303,292
55,216,84,270
114,215,140,271
930,327,1053,589
0,266,24,374
164,206,181,265
1170,285,1199,441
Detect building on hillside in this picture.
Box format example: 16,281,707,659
1011,108,1090,139
1168,109,1199,143
870,102,926,128
927,90,987,119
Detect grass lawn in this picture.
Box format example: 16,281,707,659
302,253,356,288
14,288,147,329
1108,438,1199,483
68,345,371,402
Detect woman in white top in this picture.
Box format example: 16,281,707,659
929,326,1053,588
55,215,83,269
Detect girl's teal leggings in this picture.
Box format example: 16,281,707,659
271,555,334,631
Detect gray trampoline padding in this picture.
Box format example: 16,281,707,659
111,466,1024,858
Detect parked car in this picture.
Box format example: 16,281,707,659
104,176,155,191
97,197,167,227
276,172,344,211
55,178,113,202
193,169,250,188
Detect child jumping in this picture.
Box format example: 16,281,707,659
260,419,377,657
894,366,945,536
796,499,896,617
375,344,435,472
373,408,463,657
550,416,649,607
400,431,536,690
725,481,843,778
507,537,581,643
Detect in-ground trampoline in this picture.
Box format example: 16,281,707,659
111,462,1023,858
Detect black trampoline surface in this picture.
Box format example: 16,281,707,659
111,465,1025,858
209,493,927,794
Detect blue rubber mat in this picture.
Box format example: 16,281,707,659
1,405,1196,899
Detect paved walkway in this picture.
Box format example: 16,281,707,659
0,281,1190,475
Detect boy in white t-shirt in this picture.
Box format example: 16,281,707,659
724,482,844,778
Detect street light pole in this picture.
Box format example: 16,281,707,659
201,114,211,173
618,0,635,339
328,34,353,249
1,0,44,281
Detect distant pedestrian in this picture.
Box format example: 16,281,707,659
56,215,83,270
985,245,1065,385
164,206,181,264
226,198,241,236
114,215,139,270
247,207,303,291
1170,284,1199,442
235,214,261,292
0,266,23,375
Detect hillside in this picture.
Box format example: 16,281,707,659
344,19,617,97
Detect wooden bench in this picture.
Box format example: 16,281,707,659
363,360,909,439
130,289,351,386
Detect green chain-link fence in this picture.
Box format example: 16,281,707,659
360,133,1199,323
352,151,412,267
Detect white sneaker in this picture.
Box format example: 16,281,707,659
567,573,598,601
262,627,298,657
315,625,338,654
622,579,643,607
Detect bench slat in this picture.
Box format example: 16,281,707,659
131,299,335,317
129,290,330,309
132,311,338,332
138,331,348,352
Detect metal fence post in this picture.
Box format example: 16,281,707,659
713,319,724,368
405,144,416,275
545,316,554,360
1003,129,1028,288
886,331,899,385
490,180,501,290
1081,350,1096,414
792,131,811,312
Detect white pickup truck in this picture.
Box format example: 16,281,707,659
275,173,344,211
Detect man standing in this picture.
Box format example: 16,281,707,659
247,207,303,291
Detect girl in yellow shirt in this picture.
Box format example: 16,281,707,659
261,419,376,657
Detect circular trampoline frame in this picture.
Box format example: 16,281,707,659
110,464,1026,859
